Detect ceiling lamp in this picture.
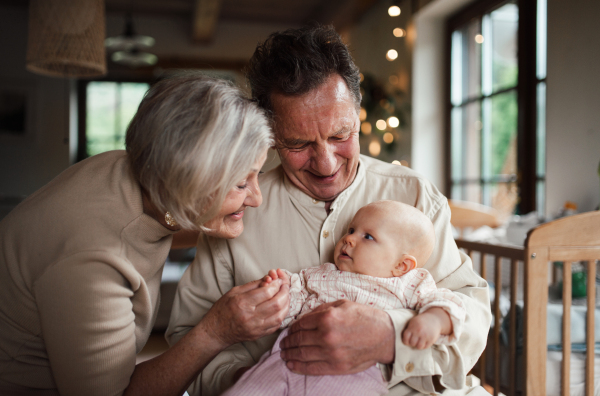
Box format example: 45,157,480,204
26,0,107,78
105,13,158,68
111,50,158,68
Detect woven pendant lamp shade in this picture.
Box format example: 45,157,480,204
26,0,107,78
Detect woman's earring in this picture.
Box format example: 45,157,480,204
165,211,178,227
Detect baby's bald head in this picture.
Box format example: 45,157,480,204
334,200,436,278
361,200,435,267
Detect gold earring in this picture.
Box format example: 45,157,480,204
165,211,178,227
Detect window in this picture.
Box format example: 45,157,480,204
447,0,547,217
78,81,149,160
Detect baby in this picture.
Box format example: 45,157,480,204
223,200,466,396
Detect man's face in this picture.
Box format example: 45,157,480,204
271,74,360,201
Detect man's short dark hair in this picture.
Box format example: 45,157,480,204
245,24,361,116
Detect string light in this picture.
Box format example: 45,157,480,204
359,108,367,121
386,49,398,61
376,120,387,130
475,34,484,44
369,140,381,156
361,122,372,135
388,5,401,16
393,28,406,37
383,132,394,143
387,116,399,128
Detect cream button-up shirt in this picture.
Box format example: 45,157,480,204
166,155,491,396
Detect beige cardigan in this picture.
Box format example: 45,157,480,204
0,151,174,396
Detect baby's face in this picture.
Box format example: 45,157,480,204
334,204,404,278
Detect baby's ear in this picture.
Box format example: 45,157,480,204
391,255,417,277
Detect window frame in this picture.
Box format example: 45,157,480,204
76,76,153,162
444,0,542,215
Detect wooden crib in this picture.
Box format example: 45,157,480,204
455,210,600,396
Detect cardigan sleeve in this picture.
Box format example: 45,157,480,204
383,200,491,392
166,234,255,396
35,255,137,396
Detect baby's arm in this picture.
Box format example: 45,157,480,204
400,269,466,350
260,268,290,288
402,307,452,350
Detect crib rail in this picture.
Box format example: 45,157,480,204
458,210,600,396
526,211,600,396
456,239,524,396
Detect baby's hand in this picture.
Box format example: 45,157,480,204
259,269,290,287
402,308,452,350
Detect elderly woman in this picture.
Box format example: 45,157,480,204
0,73,289,396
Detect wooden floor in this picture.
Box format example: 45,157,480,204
136,333,169,364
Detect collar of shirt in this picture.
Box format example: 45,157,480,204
281,159,366,211
281,159,367,263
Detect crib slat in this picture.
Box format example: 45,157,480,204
479,251,487,388
586,261,595,396
494,255,501,396
563,261,572,396
509,259,518,396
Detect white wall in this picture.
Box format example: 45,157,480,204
412,0,473,193
545,0,600,215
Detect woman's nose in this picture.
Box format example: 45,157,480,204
244,181,263,208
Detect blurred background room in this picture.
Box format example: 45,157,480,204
0,0,598,360
1,0,598,222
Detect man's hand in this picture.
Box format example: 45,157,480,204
279,300,395,375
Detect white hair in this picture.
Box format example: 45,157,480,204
126,71,273,230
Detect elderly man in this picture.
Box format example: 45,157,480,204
166,25,491,396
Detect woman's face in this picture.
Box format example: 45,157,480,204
203,150,268,239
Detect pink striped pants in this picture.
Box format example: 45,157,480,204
222,329,389,396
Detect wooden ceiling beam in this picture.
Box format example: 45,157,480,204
192,0,222,44
310,0,380,31
105,0,192,15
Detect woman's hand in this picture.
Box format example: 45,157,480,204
203,277,290,348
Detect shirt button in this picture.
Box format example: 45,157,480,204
405,362,414,373
312,199,319,204
322,230,329,238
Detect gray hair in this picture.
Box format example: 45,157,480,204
245,24,362,117
126,72,273,230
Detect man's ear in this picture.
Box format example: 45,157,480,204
391,255,417,277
